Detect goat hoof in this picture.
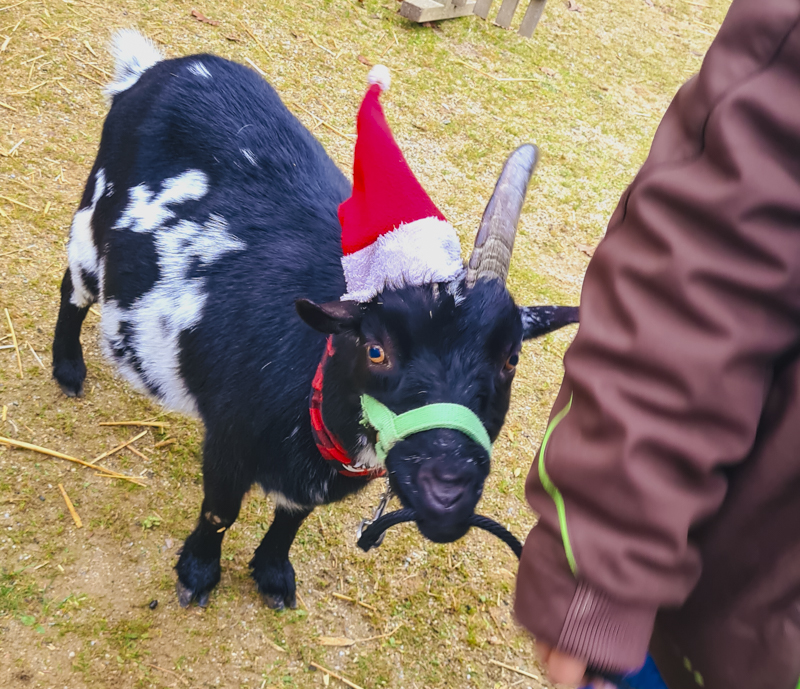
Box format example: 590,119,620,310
57,381,84,398
250,556,298,612
176,580,212,608
257,588,298,610
176,580,195,608
261,593,285,610
175,533,222,607
260,592,297,610
52,359,87,398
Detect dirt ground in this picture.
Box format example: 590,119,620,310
1,0,727,687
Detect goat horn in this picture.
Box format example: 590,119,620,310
466,144,539,288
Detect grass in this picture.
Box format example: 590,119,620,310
0,0,729,687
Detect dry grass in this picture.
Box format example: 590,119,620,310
1,0,728,687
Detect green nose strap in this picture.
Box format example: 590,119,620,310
360,394,493,464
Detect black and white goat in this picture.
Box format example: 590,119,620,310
52,31,578,609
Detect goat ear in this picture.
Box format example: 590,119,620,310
295,299,363,334
520,305,579,340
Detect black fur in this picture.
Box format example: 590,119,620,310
52,49,579,609
52,268,90,397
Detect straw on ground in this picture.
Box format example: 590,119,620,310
4,308,23,378
332,592,377,612
58,483,83,528
90,429,148,465
98,420,169,428
488,659,541,681
0,435,146,486
308,662,365,689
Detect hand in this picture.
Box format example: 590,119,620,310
536,643,622,688
536,642,588,686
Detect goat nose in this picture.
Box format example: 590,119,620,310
418,465,470,511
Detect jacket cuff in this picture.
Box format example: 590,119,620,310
515,524,656,675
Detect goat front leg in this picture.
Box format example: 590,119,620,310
250,504,312,610
176,444,252,607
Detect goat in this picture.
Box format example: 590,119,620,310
52,31,578,609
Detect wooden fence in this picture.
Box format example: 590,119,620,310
398,0,548,38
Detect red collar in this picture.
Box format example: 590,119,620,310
310,336,385,480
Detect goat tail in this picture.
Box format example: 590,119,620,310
104,29,163,98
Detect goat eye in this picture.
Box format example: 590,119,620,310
504,354,519,371
368,345,386,364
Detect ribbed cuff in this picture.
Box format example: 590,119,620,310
515,525,655,675
558,580,656,674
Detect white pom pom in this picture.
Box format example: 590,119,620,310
368,64,391,92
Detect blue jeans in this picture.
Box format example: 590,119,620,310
625,656,669,689
581,655,669,689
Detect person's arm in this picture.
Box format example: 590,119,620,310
516,0,800,678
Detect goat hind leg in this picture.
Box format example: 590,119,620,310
52,268,92,397
250,504,312,610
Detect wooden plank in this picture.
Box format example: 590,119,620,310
399,0,477,22
518,0,547,37
473,0,494,19
494,0,521,28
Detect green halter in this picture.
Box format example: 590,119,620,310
360,394,493,464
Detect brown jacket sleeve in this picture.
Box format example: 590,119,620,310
515,0,800,674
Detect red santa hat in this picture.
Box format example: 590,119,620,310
338,66,464,302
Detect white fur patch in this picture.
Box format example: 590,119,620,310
105,29,163,97
68,168,106,307
188,61,212,79
272,492,308,513
445,279,465,305
341,217,464,302
241,148,257,167
351,434,382,471
102,171,245,416
115,170,208,233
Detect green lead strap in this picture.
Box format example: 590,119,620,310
360,394,492,463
